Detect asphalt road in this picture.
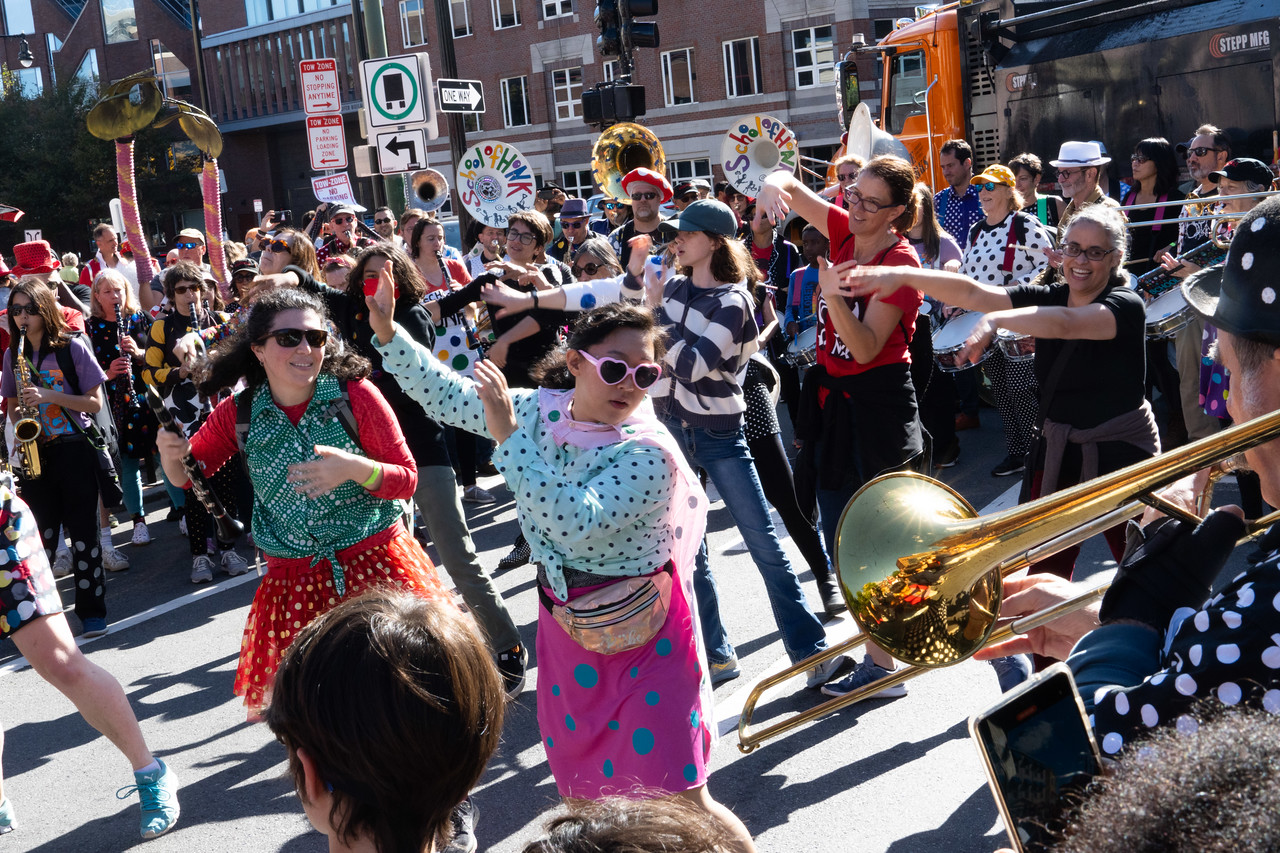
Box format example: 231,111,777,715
0,401,1251,853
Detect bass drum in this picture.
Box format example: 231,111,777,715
932,311,993,373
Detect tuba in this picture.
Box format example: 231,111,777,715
591,122,665,200
846,102,913,163
409,169,450,213
12,332,41,480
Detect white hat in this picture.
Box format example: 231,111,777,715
1050,140,1111,168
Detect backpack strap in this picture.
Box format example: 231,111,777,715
1036,195,1048,225
53,335,82,396
1001,213,1023,274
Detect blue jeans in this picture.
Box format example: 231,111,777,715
663,417,827,665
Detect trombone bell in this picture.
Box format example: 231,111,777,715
409,169,450,213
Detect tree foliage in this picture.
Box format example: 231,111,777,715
0,69,202,260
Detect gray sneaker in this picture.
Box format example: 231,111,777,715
220,550,250,576
805,653,853,689
52,550,72,579
190,555,215,584
103,545,130,572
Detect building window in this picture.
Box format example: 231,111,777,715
873,18,895,40
501,76,530,127
792,26,834,89
667,158,711,183
543,0,571,19
401,0,427,47
723,37,762,98
2,0,33,36
451,0,472,37
150,40,192,101
603,60,617,82
102,0,137,44
245,0,342,26
562,169,594,198
492,0,520,29
13,66,40,97
74,48,98,85
463,112,481,132
661,48,694,106
552,67,582,122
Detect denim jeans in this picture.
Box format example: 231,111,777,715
662,417,827,665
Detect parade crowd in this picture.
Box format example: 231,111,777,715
1,114,1279,852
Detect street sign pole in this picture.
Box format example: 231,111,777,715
359,0,396,212
432,0,474,246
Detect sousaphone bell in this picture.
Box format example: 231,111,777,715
591,122,665,200
846,102,911,163
409,169,450,213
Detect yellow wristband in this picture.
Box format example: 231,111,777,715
360,462,382,490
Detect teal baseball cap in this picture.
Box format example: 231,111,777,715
670,199,737,237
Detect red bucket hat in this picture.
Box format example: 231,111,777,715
12,240,59,276
621,168,673,204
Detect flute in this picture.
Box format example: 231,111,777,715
143,384,244,543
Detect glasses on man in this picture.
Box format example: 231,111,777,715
1060,243,1117,261
629,192,660,202
174,241,202,250
374,217,393,225
333,216,355,225
602,201,625,211
1184,146,1221,158
7,303,38,316
172,282,205,295
1056,168,1081,180
573,260,603,278
259,328,330,348
678,193,698,203
506,228,537,246
266,239,291,254
842,186,889,213
576,350,662,390
561,219,587,229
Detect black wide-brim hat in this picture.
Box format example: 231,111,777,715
1183,194,1280,344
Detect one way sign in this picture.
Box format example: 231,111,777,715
437,79,485,113
374,128,427,175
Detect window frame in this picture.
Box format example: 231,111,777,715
561,169,594,198
791,25,835,90
660,47,695,107
491,0,521,30
101,0,138,44
723,37,762,98
450,0,473,37
399,0,427,48
551,66,582,122
542,0,572,19
500,75,531,128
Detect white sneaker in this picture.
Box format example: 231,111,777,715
52,550,72,579
805,654,852,689
190,554,214,584
179,516,187,536
103,545,130,572
131,522,151,546
462,485,496,504
220,550,250,576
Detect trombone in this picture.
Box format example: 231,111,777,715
737,409,1280,752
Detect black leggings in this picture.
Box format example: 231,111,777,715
22,437,104,620
186,463,241,555
748,432,832,584
447,425,482,488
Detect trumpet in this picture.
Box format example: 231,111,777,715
736,408,1280,752
12,331,42,481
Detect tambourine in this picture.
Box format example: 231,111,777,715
455,140,536,228
720,115,799,196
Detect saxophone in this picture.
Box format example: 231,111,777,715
13,332,42,480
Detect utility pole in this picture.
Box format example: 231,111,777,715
431,0,474,246
358,0,401,212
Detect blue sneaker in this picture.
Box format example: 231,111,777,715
989,655,1032,692
0,797,17,834
81,617,108,639
117,759,180,839
820,657,908,700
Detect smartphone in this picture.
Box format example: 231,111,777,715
537,188,556,199
278,209,293,227
969,663,1102,853
363,276,399,299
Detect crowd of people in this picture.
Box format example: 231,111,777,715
1,110,1279,851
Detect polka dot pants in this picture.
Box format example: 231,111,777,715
985,347,1039,459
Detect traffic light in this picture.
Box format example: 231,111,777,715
621,0,659,50
595,0,622,56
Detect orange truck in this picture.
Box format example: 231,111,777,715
839,0,1279,190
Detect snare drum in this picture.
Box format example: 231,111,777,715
1145,288,1193,339
786,326,817,368
996,328,1035,362
932,311,993,372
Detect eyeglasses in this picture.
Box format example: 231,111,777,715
837,172,858,182
629,192,660,201
1130,154,1150,163
976,182,1005,192
259,327,329,348
1056,168,1084,180
573,260,603,278
677,193,698,202
174,241,202,250
374,217,393,225
577,350,662,390
333,216,355,225
1185,146,1222,158
602,201,625,210
1061,243,1117,261
266,239,291,254
8,303,37,316
506,228,537,246
172,282,205,295
232,272,256,281
561,219,587,228
842,187,891,213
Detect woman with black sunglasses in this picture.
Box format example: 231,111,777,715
156,287,446,717
368,286,757,852
142,261,250,584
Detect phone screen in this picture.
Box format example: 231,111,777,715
971,666,1101,853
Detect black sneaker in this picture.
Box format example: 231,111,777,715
497,538,531,572
496,643,528,698
817,574,847,617
442,798,477,853
165,505,185,523
991,455,1026,477
934,437,961,469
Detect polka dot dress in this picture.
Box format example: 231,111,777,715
1088,555,1280,755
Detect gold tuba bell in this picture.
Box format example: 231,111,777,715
591,122,665,200
409,169,450,213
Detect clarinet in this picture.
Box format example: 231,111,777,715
143,384,244,543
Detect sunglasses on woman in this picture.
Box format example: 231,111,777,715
259,328,330,348
572,260,603,278
172,282,205,295
265,238,291,254
577,350,662,390
976,182,1006,192
8,303,38,316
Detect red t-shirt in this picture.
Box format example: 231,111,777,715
189,377,416,500
817,204,923,377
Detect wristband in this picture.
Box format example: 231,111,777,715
531,290,540,309
360,462,382,490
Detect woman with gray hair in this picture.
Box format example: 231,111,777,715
838,204,1157,586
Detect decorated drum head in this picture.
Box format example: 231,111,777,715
455,140,535,228
720,115,799,196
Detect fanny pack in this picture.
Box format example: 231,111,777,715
539,563,674,655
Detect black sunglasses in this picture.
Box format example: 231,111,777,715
172,282,205,295
8,303,38,316
573,261,603,277
265,239,291,253
374,217,393,224
259,328,329,348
